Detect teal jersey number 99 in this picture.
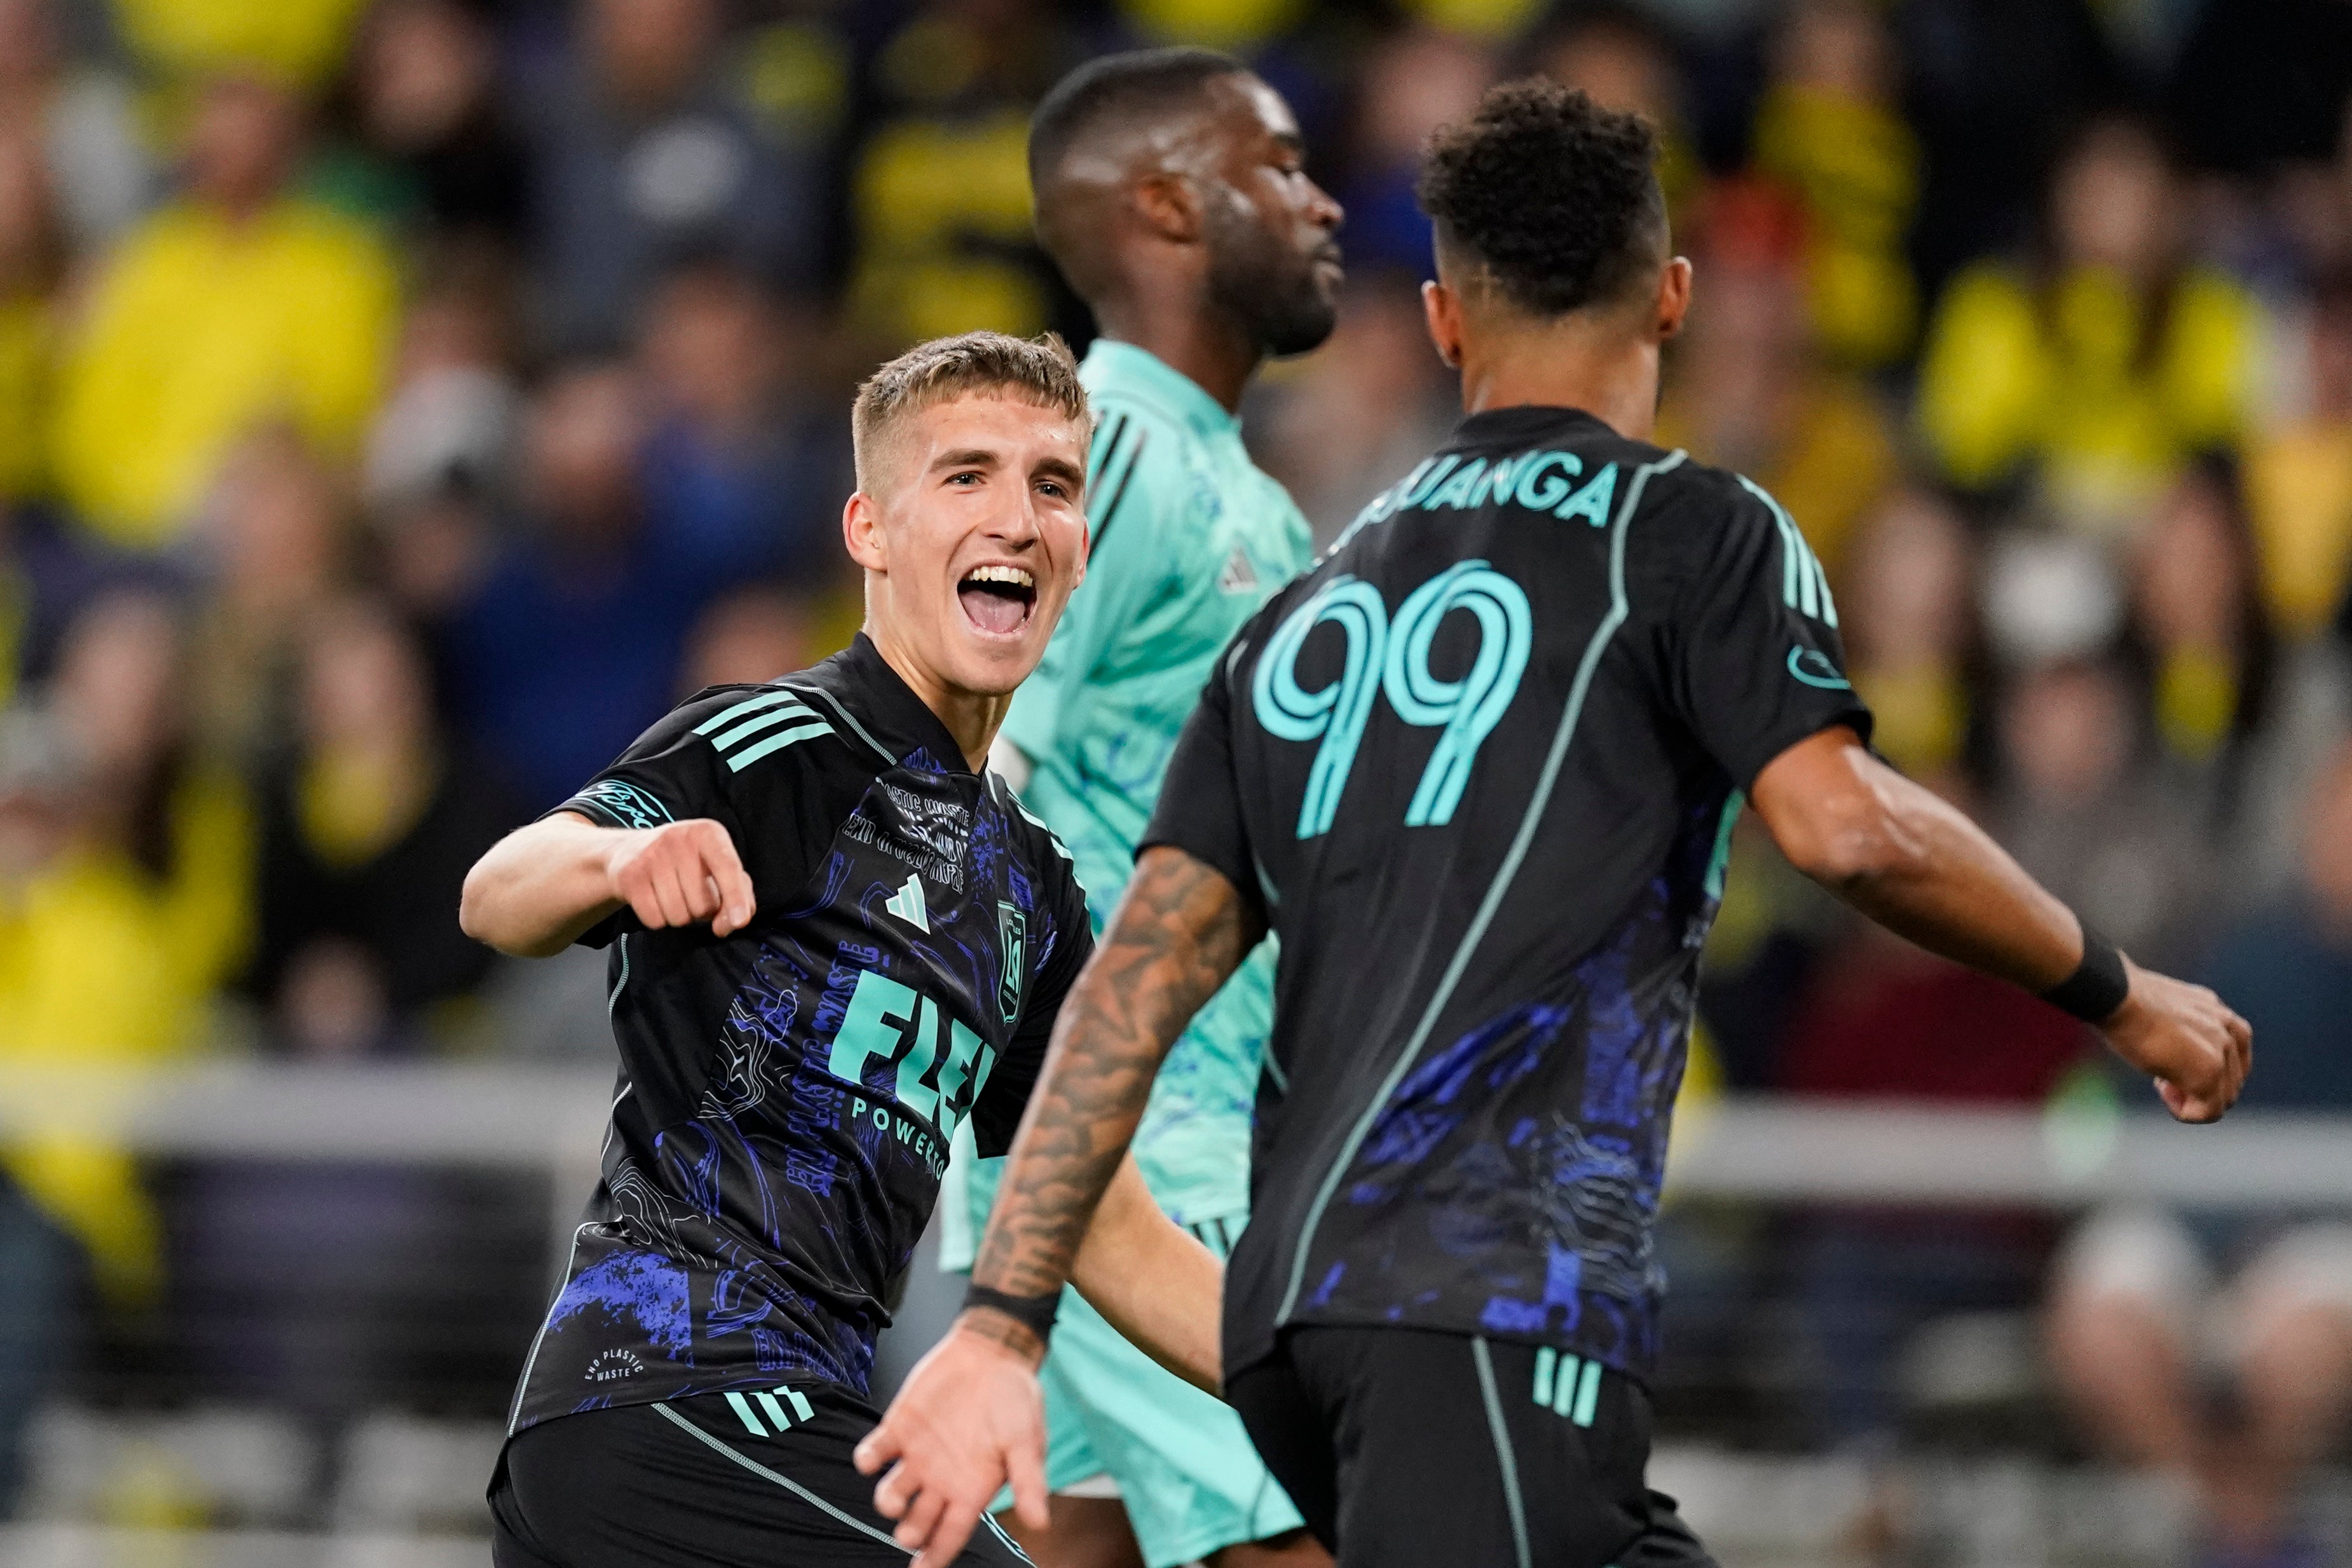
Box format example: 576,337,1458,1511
1252,561,1533,838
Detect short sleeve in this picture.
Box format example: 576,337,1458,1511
1665,479,1874,789
546,688,750,946
967,847,1097,1157
1000,407,1179,763
1137,641,1262,920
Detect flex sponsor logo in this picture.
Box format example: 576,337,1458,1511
823,969,997,1156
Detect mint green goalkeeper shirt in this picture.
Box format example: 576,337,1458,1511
996,339,1313,1224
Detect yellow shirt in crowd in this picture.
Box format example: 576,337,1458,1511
51,198,397,550
0,772,254,1303
2247,419,2352,641
1917,261,2262,533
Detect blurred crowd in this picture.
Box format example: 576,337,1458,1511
0,0,2347,1553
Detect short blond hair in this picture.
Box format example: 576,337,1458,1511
851,331,1091,490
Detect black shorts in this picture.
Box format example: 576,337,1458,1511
489,1386,1031,1568
1226,1326,1716,1568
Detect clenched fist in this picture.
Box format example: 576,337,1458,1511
2102,957,2253,1123
605,819,756,937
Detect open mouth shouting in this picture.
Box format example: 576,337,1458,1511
957,563,1037,637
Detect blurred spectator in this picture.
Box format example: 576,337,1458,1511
2047,743,2352,1565
680,582,819,692
1992,656,2213,974
849,0,1075,346
1747,0,1920,368
0,587,252,1309
114,0,367,89
1775,891,2094,1445
1917,114,2264,536
189,426,355,758
0,126,59,507
1253,273,1456,545
1839,486,1976,777
363,248,521,517
2250,275,2352,643
1655,189,1899,583
245,596,515,1056
636,259,850,586
2164,0,2352,179
1529,6,1697,222
331,0,530,246
0,0,153,251
2126,454,2276,802
439,360,727,807
1891,0,2122,299
521,0,814,353
50,73,399,549
1330,27,1493,276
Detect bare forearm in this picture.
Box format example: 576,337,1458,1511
1756,733,2079,990
1068,1157,1222,1394
459,814,625,957
971,847,1262,1309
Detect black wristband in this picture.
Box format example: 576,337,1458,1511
963,1283,1059,1346
2041,926,2130,1023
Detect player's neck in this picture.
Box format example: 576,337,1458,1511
1090,294,1261,414
1455,322,1662,444
864,622,1009,772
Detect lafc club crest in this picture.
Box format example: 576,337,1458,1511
996,902,1027,1023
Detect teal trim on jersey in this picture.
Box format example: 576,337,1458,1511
711,699,819,751
1704,791,1744,901
752,1389,794,1430
1532,1345,1557,1407
1571,1356,1603,1427
1738,474,1838,628
724,1391,765,1435
784,682,896,767
650,1402,908,1551
1276,450,1690,1329
1472,1337,1533,1568
725,718,833,773
694,688,806,735
608,934,630,1018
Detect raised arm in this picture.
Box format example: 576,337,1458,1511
460,812,755,958
1751,725,2250,1121
854,844,1263,1560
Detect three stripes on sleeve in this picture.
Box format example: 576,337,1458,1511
694,689,837,774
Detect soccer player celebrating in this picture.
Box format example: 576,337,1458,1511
950,47,1341,1568
857,86,2253,1567
462,332,1224,1568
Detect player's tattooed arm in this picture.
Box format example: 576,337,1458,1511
973,845,1266,1312
856,849,1259,1557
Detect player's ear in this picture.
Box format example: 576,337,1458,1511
1132,170,1203,244
1421,278,1464,369
1653,257,1693,342
843,489,887,573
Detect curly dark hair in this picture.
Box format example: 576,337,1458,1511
1416,79,1666,318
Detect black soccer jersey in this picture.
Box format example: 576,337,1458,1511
1144,405,1871,1385
507,634,1092,1436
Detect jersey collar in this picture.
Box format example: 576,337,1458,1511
797,633,978,777
1448,404,1615,446
1081,339,1239,441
